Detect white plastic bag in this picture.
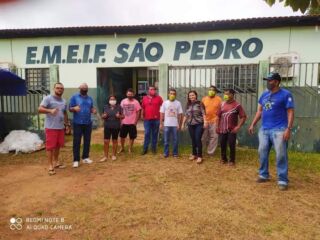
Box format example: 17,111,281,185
0,130,43,154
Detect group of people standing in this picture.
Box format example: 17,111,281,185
39,72,294,191
159,86,246,165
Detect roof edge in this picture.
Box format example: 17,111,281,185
0,15,319,38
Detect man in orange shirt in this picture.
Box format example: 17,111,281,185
201,85,222,155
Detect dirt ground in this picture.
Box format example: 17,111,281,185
89,122,145,145
0,128,320,240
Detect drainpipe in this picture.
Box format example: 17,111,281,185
49,65,59,95
258,60,269,98
158,63,169,100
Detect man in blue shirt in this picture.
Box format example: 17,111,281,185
69,83,97,168
249,73,294,191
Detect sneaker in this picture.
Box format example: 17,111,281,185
220,160,227,164
189,155,196,161
256,177,270,183
82,158,93,164
173,155,179,158
163,154,169,158
111,155,117,161
278,184,288,191
73,161,79,168
196,157,203,164
228,161,235,166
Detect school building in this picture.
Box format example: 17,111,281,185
0,15,319,151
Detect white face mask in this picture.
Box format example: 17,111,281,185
109,100,116,105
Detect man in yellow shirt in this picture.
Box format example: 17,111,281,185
201,85,222,155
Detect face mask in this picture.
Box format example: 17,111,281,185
149,89,156,96
208,90,216,97
223,95,230,101
267,82,276,91
169,95,176,101
109,100,116,105
80,89,88,95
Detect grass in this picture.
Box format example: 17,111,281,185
92,143,320,174
1,142,319,174
0,142,319,240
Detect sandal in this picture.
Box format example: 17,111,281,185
55,164,66,169
196,157,203,164
48,169,56,176
117,148,124,154
99,157,107,162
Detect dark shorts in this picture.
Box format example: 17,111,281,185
104,127,120,140
119,124,137,139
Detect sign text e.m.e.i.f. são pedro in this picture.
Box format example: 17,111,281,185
26,37,263,64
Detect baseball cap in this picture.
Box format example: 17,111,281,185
263,72,281,81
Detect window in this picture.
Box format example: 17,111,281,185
216,65,258,93
25,68,50,94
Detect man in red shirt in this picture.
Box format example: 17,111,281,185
141,86,163,154
217,89,246,165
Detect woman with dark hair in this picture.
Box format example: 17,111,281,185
100,95,124,162
182,90,206,164
217,89,246,166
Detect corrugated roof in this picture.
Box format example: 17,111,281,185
0,15,319,38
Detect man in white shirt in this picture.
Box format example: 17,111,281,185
160,88,183,158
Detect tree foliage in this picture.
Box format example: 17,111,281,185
307,5,320,14
264,0,320,13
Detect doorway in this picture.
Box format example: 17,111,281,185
97,67,158,113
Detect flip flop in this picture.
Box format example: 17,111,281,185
48,169,56,176
55,164,66,169
99,157,107,162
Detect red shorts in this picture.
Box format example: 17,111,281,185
45,129,65,150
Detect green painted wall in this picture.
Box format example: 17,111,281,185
1,26,319,89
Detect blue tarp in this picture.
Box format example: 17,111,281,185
0,69,27,96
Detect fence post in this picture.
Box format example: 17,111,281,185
158,63,169,99
49,65,59,94
258,60,269,98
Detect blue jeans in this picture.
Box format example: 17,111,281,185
188,123,204,157
163,126,179,157
143,120,160,151
73,123,92,162
258,128,289,185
